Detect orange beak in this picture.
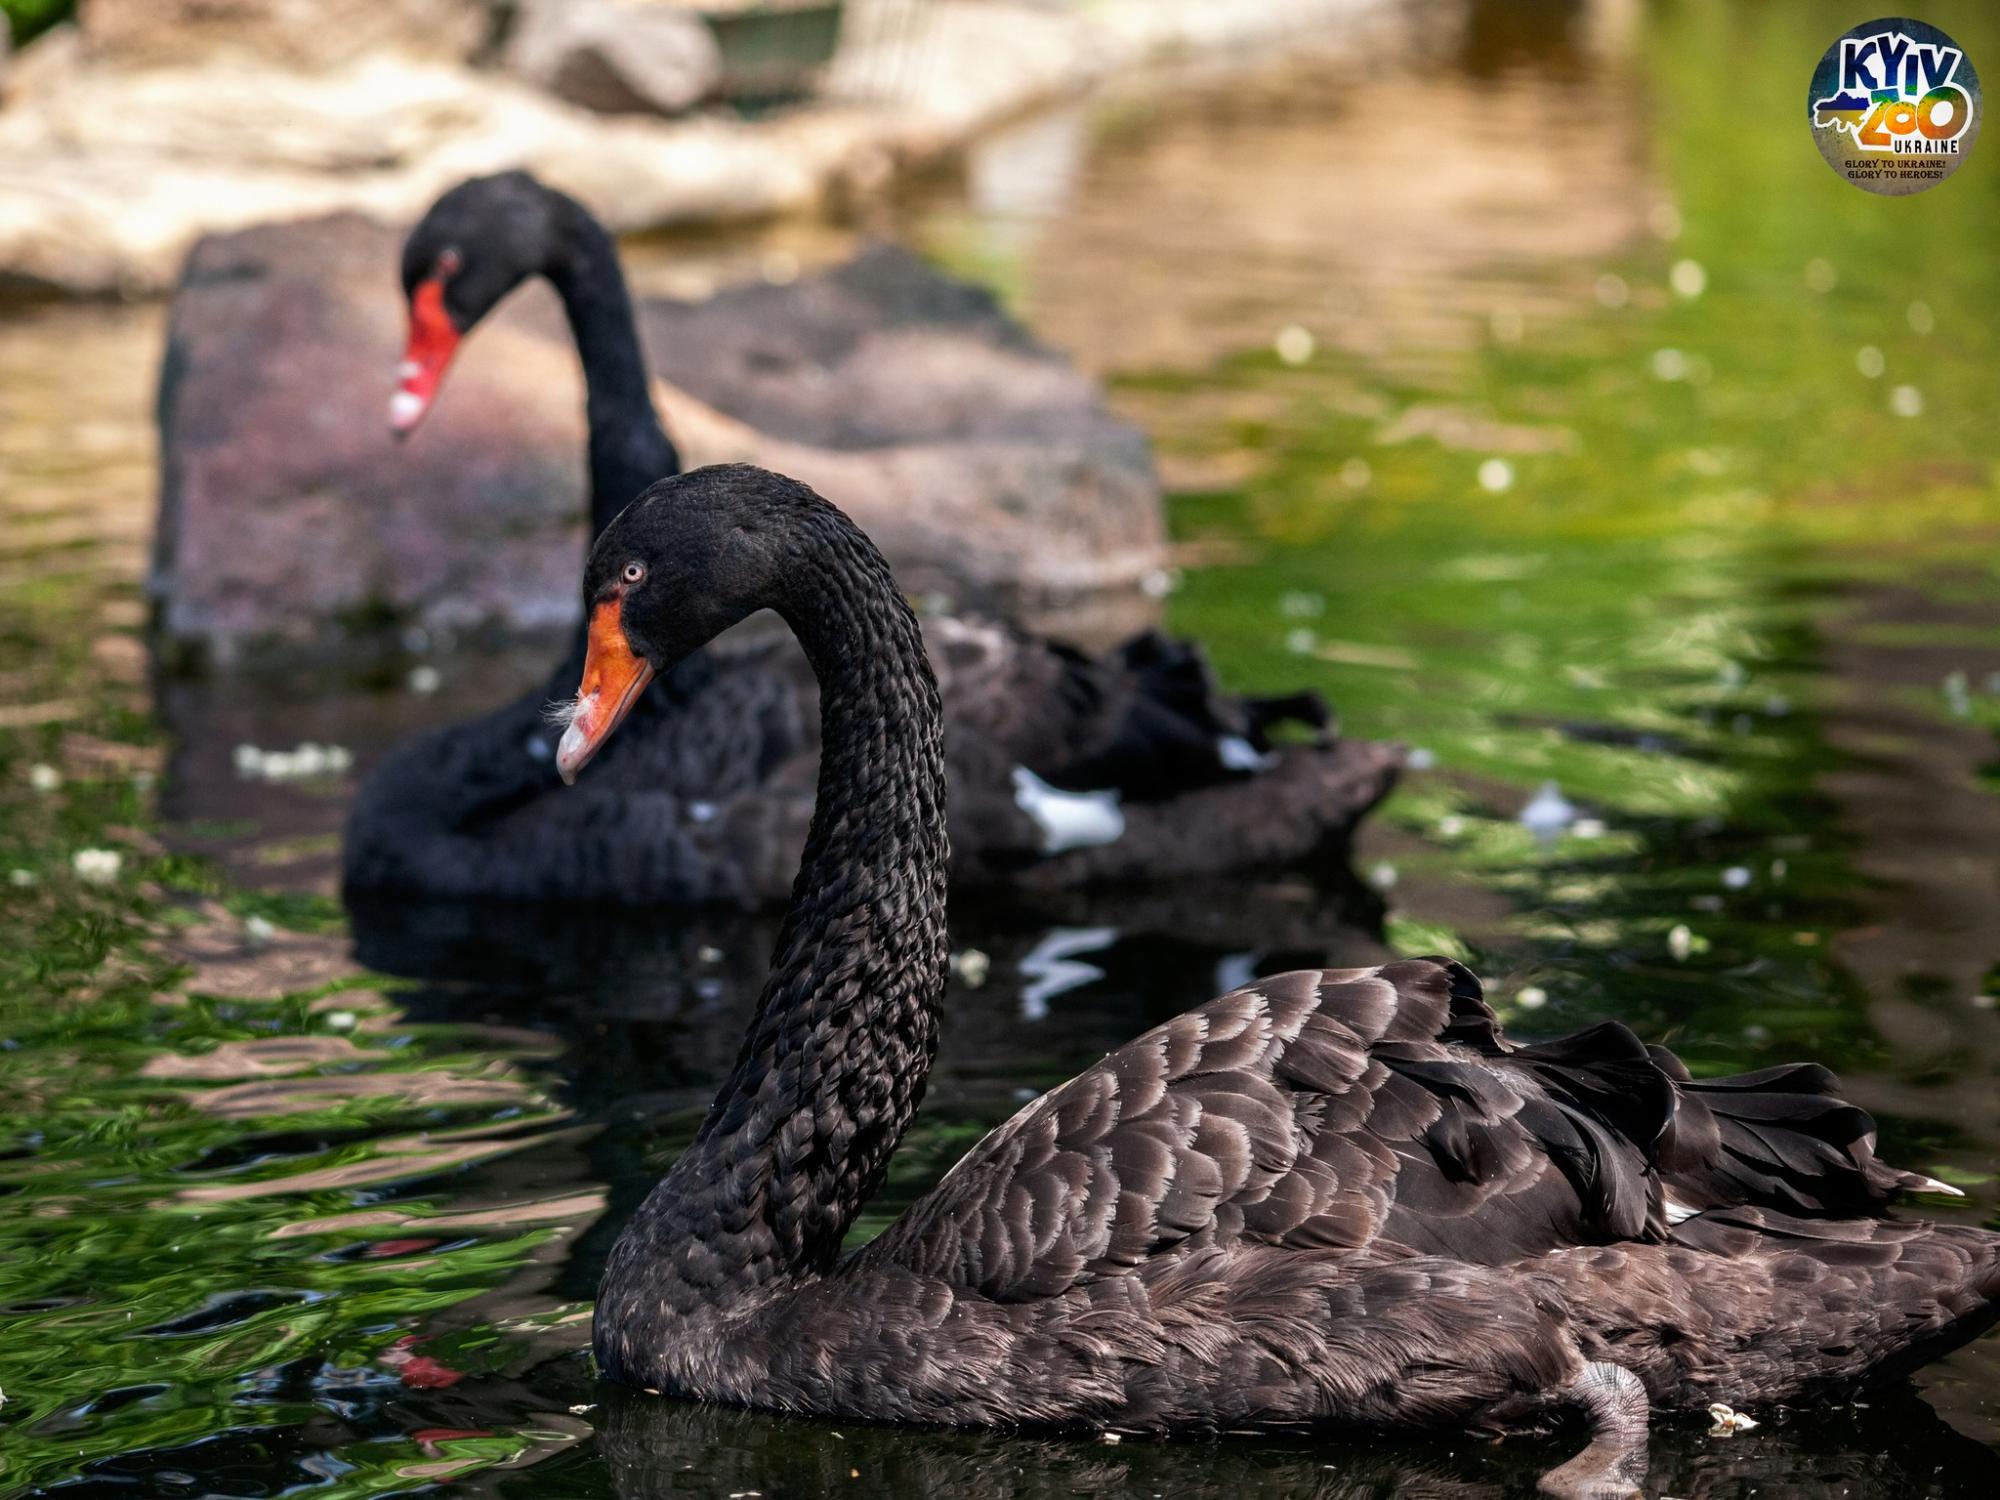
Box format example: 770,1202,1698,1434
389,277,462,436
556,597,656,785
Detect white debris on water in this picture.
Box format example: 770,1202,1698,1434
1514,985,1548,1011
1943,670,1971,717
72,848,123,885
1519,781,1577,838
27,764,61,793
1214,952,1259,995
1722,866,1752,890
1707,1402,1759,1435
232,742,354,783
951,948,991,989
1668,923,1694,962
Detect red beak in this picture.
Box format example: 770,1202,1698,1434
556,597,656,785
389,276,462,436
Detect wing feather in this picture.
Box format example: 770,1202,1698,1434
858,956,1924,1303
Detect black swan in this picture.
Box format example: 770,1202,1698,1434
342,171,1399,907
557,465,1999,1498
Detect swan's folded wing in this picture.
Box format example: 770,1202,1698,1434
857,958,1681,1301
927,617,1329,805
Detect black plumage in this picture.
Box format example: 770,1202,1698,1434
570,466,1999,1498
341,172,1396,907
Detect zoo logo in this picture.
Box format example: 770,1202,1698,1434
1808,17,1980,195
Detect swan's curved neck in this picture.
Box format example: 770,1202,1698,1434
598,506,950,1342
545,209,680,540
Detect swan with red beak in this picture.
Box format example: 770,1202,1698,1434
389,248,464,435
555,588,655,785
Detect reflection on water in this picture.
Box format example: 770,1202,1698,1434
905,0,1648,387
3,0,2000,1494
596,1383,2000,1499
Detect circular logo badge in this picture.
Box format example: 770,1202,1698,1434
1808,17,1980,194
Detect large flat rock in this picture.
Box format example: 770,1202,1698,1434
150,212,1163,668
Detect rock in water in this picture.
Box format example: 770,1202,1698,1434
641,246,1163,623
152,212,588,671
504,0,722,117
150,216,1163,669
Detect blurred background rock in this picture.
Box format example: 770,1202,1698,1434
0,0,1377,295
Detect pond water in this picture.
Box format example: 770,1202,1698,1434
4,0,2000,1494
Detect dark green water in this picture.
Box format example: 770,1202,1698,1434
4,1,2000,1494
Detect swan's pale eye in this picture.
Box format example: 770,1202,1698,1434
622,562,646,585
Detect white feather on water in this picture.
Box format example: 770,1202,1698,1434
1012,767,1124,854
1214,951,1260,994
1519,780,1577,838
1216,735,1276,773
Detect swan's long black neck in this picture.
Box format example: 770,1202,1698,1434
596,506,950,1356
544,207,680,541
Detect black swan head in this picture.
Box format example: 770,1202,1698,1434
551,465,812,783
390,171,678,539
391,171,577,434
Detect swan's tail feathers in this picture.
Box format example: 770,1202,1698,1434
1653,1053,1964,1219
1668,1207,2000,1390
1114,629,1331,748
1079,629,1340,802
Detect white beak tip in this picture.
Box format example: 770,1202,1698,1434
555,721,591,784
388,389,427,432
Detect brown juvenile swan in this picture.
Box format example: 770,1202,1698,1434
343,172,1397,909
556,465,1999,1497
